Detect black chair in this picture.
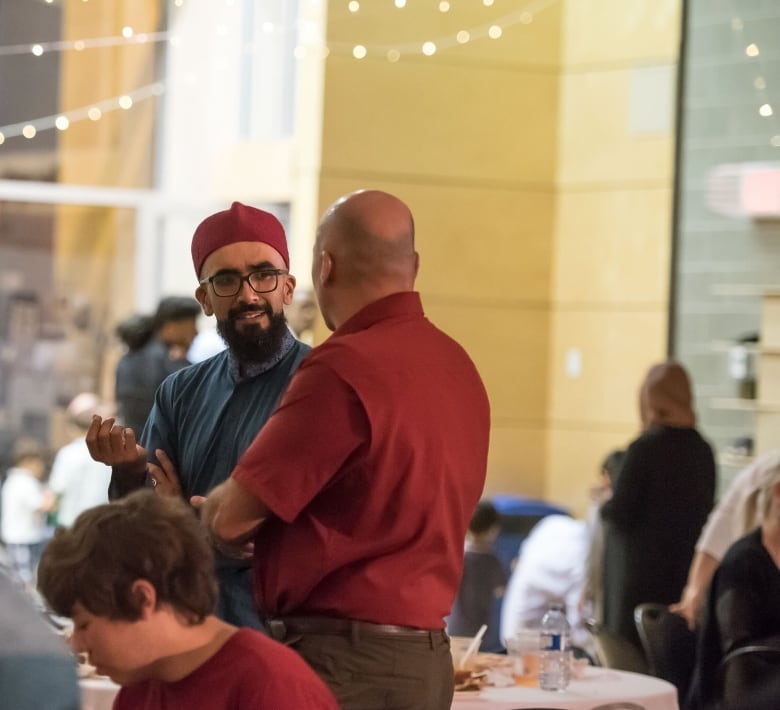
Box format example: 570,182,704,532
634,602,696,701
585,619,649,674
590,704,646,710
717,643,780,710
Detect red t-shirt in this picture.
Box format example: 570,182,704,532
233,292,491,628
114,628,338,709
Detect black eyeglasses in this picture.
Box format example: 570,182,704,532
200,269,288,297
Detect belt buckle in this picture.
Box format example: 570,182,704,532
267,619,287,642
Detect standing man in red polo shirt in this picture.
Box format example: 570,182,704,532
197,189,491,710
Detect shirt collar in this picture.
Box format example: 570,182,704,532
333,291,423,337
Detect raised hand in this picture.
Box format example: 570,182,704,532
85,416,147,474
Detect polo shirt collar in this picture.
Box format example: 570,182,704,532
335,291,422,337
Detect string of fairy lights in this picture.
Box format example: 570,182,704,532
0,0,551,147
725,5,780,149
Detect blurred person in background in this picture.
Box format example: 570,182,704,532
114,297,201,436
601,360,715,651
86,202,310,629
686,461,780,710
37,491,338,710
580,449,625,626
0,567,79,709
447,499,507,652
673,450,780,630
284,287,318,345
0,438,55,590
48,393,114,528
500,513,590,651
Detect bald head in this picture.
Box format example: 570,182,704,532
312,190,420,330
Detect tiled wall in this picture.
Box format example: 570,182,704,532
673,0,780,489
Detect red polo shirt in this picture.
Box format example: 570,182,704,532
233,291,490,629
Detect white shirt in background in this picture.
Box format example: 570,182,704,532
500,514,589,648
48,438,110,528
695,449,780,560
1,468,47,544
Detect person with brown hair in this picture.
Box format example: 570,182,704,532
37,490,338,709
600,361,716,650
197,189,491,710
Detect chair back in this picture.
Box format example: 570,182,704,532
590,704,646,710
634,602,696,700
718,643,780,710
585,620,648,674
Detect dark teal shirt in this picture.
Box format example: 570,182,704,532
108,331,310,627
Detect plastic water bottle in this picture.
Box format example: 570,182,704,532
538,603,571,691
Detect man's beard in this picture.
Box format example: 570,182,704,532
216,305,290,365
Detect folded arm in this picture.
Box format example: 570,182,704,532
194,477,270,549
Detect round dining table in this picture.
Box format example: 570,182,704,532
451,667,679,710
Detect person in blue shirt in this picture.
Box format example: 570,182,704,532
86,202,310,629
447,500,507,652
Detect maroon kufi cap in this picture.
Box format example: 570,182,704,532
191,202,289,277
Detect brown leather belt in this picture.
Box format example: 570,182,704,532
266,616,445,642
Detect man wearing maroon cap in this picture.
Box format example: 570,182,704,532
86,202,310,630
197,190,491,709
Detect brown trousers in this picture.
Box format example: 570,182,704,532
289,629,454,710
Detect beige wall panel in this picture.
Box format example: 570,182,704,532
321,57,559,184
316,178,555,303
413,188,554,302
553,187,672,304
562,0,681,66
422,301,549,427
327,2,562,66
545,425,636,517
557,70,675,185
548,309,667,425
485,426,547,498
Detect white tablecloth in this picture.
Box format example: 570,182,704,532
452,667,679,710
79,677,120,710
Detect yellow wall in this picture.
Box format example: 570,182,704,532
320,0,681,515
320,2,564,498
546,0,680,514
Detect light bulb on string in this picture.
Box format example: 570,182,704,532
0,83,163,146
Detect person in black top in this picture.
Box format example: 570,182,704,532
601,361,715,651
114,297,200,436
